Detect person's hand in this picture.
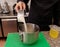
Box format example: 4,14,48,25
15,1,26,12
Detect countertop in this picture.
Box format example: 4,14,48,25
43,31,60,47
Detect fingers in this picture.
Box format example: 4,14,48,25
19,2,22,10
22,3,26,10
15,2,26,13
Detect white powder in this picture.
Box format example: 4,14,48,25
17,11,27,32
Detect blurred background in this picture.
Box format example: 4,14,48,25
0,0,60,47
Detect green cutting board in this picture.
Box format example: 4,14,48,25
4,32,50,47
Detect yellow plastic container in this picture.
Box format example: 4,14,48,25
49,25,59,39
